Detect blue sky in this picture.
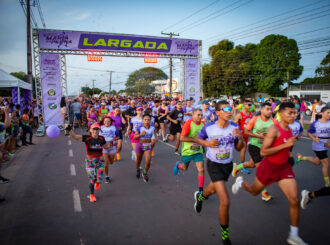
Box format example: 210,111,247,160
0,0,329,95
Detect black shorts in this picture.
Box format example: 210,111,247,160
248,144,263,163
159,116,166,124
169,124,181,135
153,116,159,125
314,150,328,160
118,130,123,140
206,159,233,182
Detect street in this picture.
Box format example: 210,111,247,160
0,130,329,245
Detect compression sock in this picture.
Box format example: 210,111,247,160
324,177,329,187
314,187,330,197
236,162,245,170
198,176,204,192
221,225,229,241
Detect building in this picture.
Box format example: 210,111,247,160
289,84,330,102
151,79,181,96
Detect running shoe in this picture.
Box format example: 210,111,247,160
232,163,239,178
8,153,14,157
136,168,141,179
296,154,302,164
261,191,272,201
232,176,243,195
0,176,10,184
301,190,311,209
194,191,205,213
131,150,135,161
94,182,100,191
241,168,250,174
152,150,155,156
116,153,121,161
287,234,308,245
173,161,181,175
142,171,149,182
222,238,232,245
175,149,181,156
105,176,111,184
89,194,96,203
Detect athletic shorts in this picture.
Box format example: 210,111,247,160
206,159,233,182
314,150,328,160
159,116,166,124
169,124,181,135
248,144,263,163
85,156,104,181
136,142,152,154
74,113,81,121
129,132,139,143
182,153,204,165
118,130,123,140
103,146,116,155
153,116,159,125
256,158,295,186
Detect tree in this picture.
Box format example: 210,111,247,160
81,86,102,97
125,67,168,95
301,50,330,84
254,35,303,96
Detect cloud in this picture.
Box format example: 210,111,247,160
65,10,91,21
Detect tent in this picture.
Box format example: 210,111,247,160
0,68,32,104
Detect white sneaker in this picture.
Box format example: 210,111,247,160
300,190,311,210
232,176,243,195
287,234,308,245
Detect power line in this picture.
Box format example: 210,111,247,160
36,0,46,28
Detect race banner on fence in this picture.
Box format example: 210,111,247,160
185,59,200,102
40,53,62,126
38,29,199,56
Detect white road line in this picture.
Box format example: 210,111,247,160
70,163,76,176
69,149,73,157
68,140,72,146
159,140,176,149
301,136,311,140
73,188,82,212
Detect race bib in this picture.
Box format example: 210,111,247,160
190,143,201,151
215,148,230,160
142,143,152,150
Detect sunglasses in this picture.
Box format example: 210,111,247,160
221,107,232,112
92,128,100,131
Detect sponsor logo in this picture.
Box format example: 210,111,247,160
48,103,57,109
47,89,56,96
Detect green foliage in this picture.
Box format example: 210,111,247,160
81,86,102,96
125,67,168,95
301,50,330,84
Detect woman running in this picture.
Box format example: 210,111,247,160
87,106,98,128
158,101,168,142
67,123,111,203
134,114,156,182
126,107,143,161
110,107,126,161
100,117,119,184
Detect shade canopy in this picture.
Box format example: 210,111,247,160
0,68,32,90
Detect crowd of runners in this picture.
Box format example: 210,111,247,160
59,95,328,245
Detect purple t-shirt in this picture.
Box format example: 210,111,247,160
111,115,123,130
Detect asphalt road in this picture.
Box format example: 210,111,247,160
0,128,329,245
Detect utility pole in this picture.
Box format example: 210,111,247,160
27,0,33,85
161,32,179,97
107,71,114,96
287,71,290,98
92,80,95,96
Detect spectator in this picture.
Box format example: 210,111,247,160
60,96,67,127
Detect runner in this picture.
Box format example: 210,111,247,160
300,185,330,209
100,117,119,183
67,123,111,203
110,107,126,161
166,101,184,155
173,108,205,193
158,101,169,142
134,114,157,182
234,99,253,163
231,102,308,245
183,99,194,122
192,100,244,245
144,108,158,156
232,102,276,201
98,103,109,122
296,106,330,187
201,100,214,123
87,106,98,128
288,109,303,166
126,107,143,161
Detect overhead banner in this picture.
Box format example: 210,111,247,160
40,53,62,126
185,59,200,102
38,29,199,55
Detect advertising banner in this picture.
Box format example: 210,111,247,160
185,59,200,102
38,29,199,56
40,53,62,126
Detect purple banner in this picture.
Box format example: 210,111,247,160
11,87,19,105
23,89,31,103
38,29,199,55
185,59,200,102
40,53,62,126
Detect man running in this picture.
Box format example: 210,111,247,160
193,100,245,245
232,102,308,245
173,108,205,193
166,101,184,155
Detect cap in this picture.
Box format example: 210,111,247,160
202,100,209,105
90,123,101,129
137,107,143,111
101,102,106,105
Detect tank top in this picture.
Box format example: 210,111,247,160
89,112,97,120
239,111,252,137
300,102,306,112
159,107,166,114
266,123,292,165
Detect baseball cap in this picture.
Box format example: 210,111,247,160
202,100,209,105
137,107,143,111
90,123,101,129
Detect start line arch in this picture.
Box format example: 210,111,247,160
32,29,202,134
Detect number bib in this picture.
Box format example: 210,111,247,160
142,143,152,150
215,148,230,160
190,143,201,151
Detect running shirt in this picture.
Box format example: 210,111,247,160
198,121,239,164
183,106,193,122
289,120,303,137
82,135,106,158
100,125,119,143
119,104,128,112
130,116,143,132
209,106,215,113
152,106,159,117
111,115,123,130
136,125,155,140
308,120,330,151
181,119,205,156
238,111,253,138
98,108,109,121
236,104,255,113
246,116,276,148
202,109,212,123
168,108,184,126
127,107,137,118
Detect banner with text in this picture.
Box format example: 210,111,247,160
38,29,199,56
40,53,62,126
185,59,200,102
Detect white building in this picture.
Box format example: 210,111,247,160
151,78,181,96
289,84,330,102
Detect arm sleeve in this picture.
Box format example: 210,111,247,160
181,120,191,137
307,122,316,134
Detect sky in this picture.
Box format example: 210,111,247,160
0,0,329,95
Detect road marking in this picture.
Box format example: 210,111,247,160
69,149,73,157
70,163,76,176
159,140,176,149
68,140,72,145
301,136,311,140
73,188,82,212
